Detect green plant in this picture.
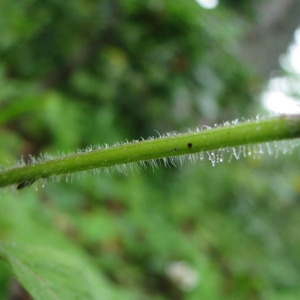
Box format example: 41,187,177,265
0,114,299,190
0,114,300,299
2,1,300,298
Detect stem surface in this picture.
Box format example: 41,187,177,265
1,115,300,188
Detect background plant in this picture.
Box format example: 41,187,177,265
1,0,300,299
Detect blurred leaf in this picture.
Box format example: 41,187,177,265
0,242,116,300
0,192,133,300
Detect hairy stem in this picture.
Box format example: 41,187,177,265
1,115,300,188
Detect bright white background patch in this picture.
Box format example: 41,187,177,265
262,28,300,114
284,28,300,74
263,90,300,114
196,0,219,10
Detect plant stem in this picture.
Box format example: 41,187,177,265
1,115,300,188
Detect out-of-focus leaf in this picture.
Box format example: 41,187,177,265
0,192,133,300
0,242,116,300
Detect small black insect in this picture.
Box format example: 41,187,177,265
17,179,36,190
187,143,193,149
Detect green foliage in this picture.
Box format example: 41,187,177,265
0,243,110,300
220,0,262,17
1,0,300,299
0,191,134,299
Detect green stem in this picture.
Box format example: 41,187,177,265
1,115,300,188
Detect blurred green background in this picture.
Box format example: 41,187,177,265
1,0,300,299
